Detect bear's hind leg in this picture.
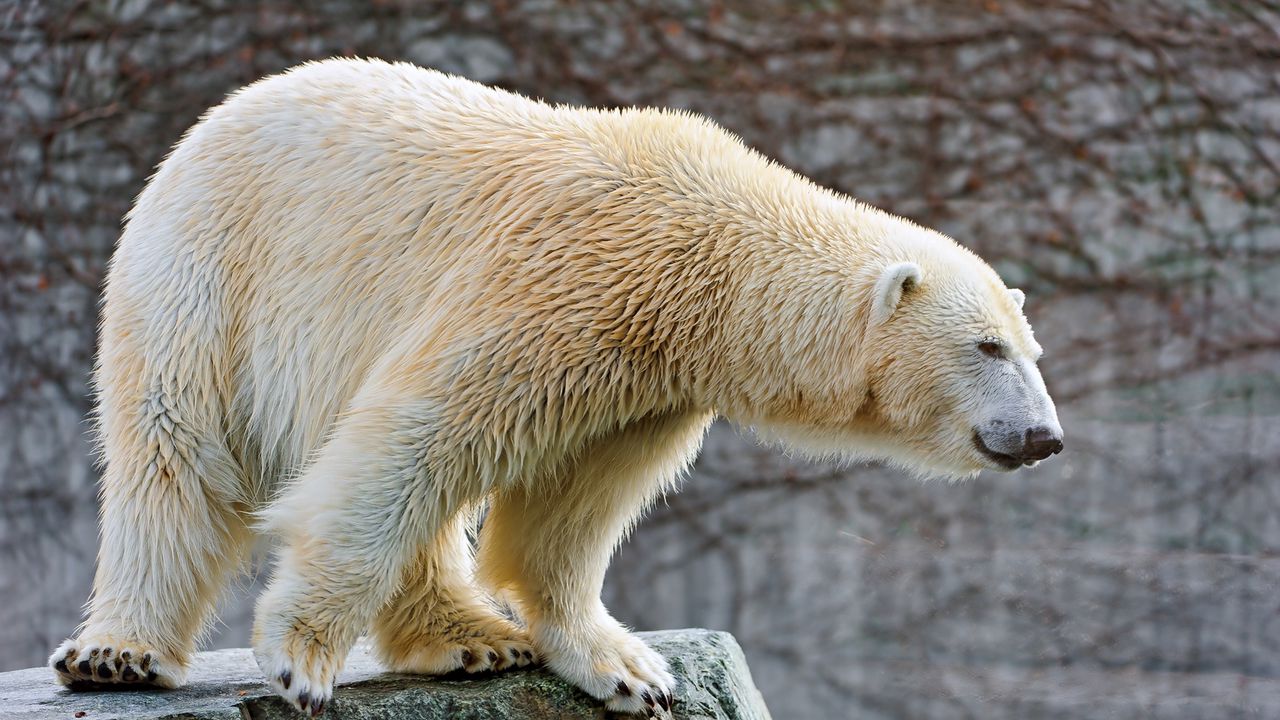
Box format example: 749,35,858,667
371,509,536,675
49,388,253,690
478,411,713,717
252,399,474,716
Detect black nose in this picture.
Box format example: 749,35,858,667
1022,427,1064,461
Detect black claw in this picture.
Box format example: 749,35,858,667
487,650,499,664
102,648,112,657
522,650,533,661
460,649,474,666
312,698,326,716
54,659,69,674
96,662,113,679
120,651,132,662
77,660,92,675
642,689,654,707
141,652,153,671
280,670,292,690
616,679,632,696
146,670,158,683
122,666,139,682
297,691,311,713
657,691,670,711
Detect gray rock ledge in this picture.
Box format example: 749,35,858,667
1,629,771,720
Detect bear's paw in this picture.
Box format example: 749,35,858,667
254,631,344,718
540,626,676,717
49,635,186,689
380,626,538,675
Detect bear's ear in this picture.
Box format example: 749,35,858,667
1008,288,1026,309
872,262,922,325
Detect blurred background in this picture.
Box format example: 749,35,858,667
3,1,1279,717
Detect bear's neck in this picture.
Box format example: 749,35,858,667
642,171,890,427
596,109,907,428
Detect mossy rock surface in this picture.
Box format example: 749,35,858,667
1,629,771,720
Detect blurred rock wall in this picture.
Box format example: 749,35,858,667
3,1,1279,717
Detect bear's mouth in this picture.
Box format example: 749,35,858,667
972,432,1025,471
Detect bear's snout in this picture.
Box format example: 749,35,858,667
1021,427,1064,462
973,424,1064,470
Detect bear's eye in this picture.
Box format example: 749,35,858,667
978,340,1006,359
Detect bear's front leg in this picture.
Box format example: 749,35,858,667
479,411,713,717
252,400,466,716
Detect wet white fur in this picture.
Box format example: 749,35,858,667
51,58,1057,714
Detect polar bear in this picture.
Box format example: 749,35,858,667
49,58,1062,716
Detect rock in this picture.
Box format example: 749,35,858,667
1,629,770,720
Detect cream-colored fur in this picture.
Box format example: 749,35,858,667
50,58,1059,716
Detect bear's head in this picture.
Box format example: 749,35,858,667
851,255,1064,478
744,230,1063,480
